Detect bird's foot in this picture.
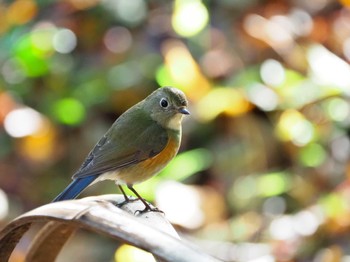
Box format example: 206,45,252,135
116,197,138,207
135,206,164,215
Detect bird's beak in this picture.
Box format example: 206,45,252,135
178,107,190,115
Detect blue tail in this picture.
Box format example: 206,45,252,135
52,175,98,202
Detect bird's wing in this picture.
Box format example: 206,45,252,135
72,112,168,179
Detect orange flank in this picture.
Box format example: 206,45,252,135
141,134,179,173
117,133,180,184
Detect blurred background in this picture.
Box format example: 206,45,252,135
1,0,350,261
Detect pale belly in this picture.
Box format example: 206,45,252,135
95,161,168,185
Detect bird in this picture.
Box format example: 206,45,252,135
52,86,190,212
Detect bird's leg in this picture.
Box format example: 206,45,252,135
118,185,130,202
127,184,164,214
116,184,138,207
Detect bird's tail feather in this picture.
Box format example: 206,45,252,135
52,175,97,202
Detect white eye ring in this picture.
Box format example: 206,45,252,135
160,98,169,108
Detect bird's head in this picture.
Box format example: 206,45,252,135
145,86,190,130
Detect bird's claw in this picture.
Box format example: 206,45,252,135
134,206,165,215
116,197,138,207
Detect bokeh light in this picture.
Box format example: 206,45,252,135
0,189,9,220
103,0,147,26
258,171,289,197
172,0,209,37
260,59,286,87
277,109,315,146
159,40,211,100
269,215,297,240
52,98,86,126
6,0,38,25
293,210,319,236
196,87,251,121
331,135,350,162
53,29,77,54
325,97,350,122
246,83,279,111
2,58,26,84
104,26,132,54
269,209,320,241
308,45,350,94
156,181,204,229
30,25,56,54
299,143,327,167
115,244,155,262
263,196,286,216
232,175,258,202
13,25,57,77
19,121,57,162
4,107,45,138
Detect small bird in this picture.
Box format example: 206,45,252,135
53,86,189,212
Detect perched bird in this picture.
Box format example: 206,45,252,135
53,86,189,212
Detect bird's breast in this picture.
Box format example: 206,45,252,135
138,133,179,175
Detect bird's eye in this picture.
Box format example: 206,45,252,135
160,98,169,108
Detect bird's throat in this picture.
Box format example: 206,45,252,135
166,113,183,130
